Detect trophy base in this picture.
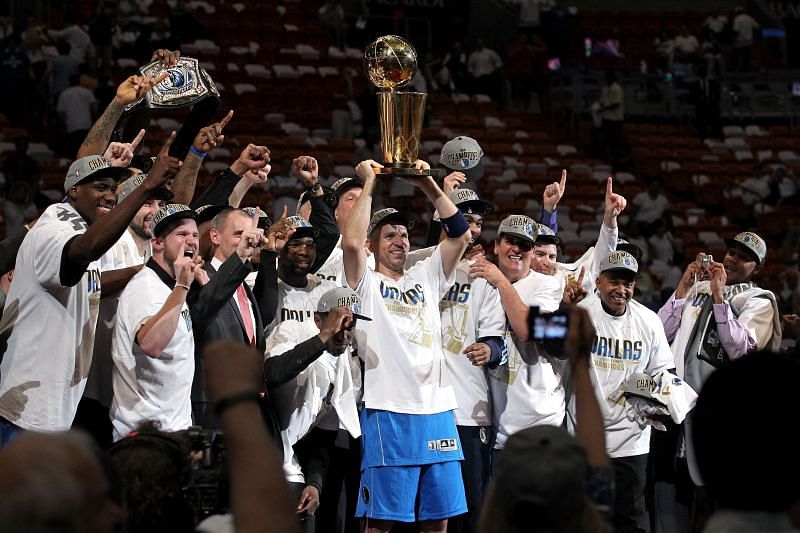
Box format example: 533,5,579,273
375,165,445,179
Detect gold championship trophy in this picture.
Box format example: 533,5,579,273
364,35,444,178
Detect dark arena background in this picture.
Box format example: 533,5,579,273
0,0,799,532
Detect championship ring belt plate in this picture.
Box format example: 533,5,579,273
124,57,220,112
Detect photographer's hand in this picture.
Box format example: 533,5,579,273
203,341,299,533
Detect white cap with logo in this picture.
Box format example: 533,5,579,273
724,231,767,264
497,214,537,243
316,287,371,321
599,251,639,274
64,155,132,192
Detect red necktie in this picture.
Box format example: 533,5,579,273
235,284,255,346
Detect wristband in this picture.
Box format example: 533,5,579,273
306,181,321,193
214,390,260,416
175,283,191,291
189,146,207,158
440,210,469,238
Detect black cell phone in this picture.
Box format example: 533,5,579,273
528,306,570,342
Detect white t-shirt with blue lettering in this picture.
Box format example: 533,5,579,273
489,269,565,449
266,274,338,335
408,247,507,426
579,296,675,458
0,202,101,431
356,246,457,414
314,236,375,286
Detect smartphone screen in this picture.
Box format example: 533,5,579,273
528,307,570,342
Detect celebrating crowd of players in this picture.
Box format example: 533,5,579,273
0,50,789,533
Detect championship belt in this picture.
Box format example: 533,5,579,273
124,57,220,112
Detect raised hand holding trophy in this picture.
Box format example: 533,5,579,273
364,35,444,178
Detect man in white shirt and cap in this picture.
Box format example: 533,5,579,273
266,286,369,532
580,250,675,533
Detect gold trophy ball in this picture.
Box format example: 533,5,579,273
364,35,417,91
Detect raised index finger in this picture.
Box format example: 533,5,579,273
606,177,613,198
159,130,177,155
130,129,146,151
217,110,234,130
560,169,567,191
577,266,585,285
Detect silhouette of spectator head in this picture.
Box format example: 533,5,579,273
693,352,800,513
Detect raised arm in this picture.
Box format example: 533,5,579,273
541,169,567,232
228,144,271,206
171,110,234,205
204,340,299,533
424,171,465,247
77,72,167,158
410,162,469,280
136,244,195,357
62,135,173,286
291,156,340,271
588,177,625,280
341,160,378,290
253,208,293,327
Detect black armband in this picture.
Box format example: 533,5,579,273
440,210,469,238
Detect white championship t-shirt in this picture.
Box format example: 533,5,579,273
266,274,339,335
99,228,150,271
0,202,102,431
579,296,675,458
85,229,151,408
408,246,507,426
314,235,375,286
110,264,195,440
489,269,565,449
265,319,361,482
356,246,457,414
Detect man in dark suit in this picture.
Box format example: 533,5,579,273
190,207,280,428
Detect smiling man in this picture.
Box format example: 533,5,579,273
468,215,564,458
405,186,506,533
655,231,782,522
342,159,471,533
268,216,338,334
579,250,675,533
658,231,782,389
0,154,175,445
79,172,172,447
